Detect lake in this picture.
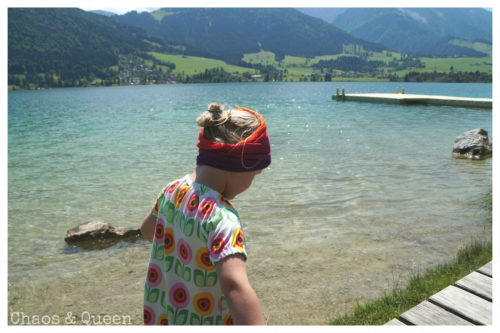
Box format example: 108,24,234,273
8,82,492,324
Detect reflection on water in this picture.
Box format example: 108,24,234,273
8,82,491,324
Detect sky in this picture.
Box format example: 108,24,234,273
76,0,494,15
82,6,492,15
80,6,158,15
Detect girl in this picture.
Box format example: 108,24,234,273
141,103,271,325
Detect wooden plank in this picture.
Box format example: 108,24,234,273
476,261,492,277
399,300,473,325
429,286,492,325
384,318,407,325
455,271,492,301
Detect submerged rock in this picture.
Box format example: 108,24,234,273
65,220,143,249
453,129,492,160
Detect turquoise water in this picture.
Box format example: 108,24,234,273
8,82,492,324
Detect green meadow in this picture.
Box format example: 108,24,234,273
392,57,492,76
392,41,492,76
139,48,493,83
148,52,255,76
449,40,492,57
243,51,359,67
421,57,492,72
242,51,277,66
146,47,493,82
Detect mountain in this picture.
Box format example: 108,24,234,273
8,8,152,80
113,8,385,62
8,7,492,89
9,7,386,87
332,8,491,56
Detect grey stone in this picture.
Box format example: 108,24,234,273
453,129,492,159
64,220,143,248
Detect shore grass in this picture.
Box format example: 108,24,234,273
331,240,492,325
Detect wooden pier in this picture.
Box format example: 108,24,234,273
333,89,492,109
385,261,492,326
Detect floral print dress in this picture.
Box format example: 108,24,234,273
144,175,247,325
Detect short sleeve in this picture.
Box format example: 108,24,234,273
206,207,247,265
151,185,168,218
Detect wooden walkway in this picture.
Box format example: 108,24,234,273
385,261,492,326
333,92,492,109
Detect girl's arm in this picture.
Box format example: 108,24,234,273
216,254,265,325
140,211,156,242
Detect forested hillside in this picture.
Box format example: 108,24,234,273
8,8,189,87
114,8,385,63
8,8,157,86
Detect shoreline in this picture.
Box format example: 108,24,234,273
7,79,385,92
7,76,493,92
330,240,492,325
7,238,492,325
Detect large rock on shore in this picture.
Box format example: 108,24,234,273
453,129,492,160
65,220,143,249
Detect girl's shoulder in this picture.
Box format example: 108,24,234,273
160,175,238,217
161,174,190,194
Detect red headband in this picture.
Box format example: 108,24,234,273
196,107,271,172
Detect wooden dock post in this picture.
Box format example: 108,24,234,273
333,88,347,101
396,87,399,94
402,87,405,94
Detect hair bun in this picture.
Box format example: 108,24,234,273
208,103,222,114
197,103,226,127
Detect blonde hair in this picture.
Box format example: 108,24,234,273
197,103,261,144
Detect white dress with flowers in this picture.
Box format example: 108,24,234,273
143,175,247,325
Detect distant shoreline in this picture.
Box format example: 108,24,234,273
7,74,492,92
